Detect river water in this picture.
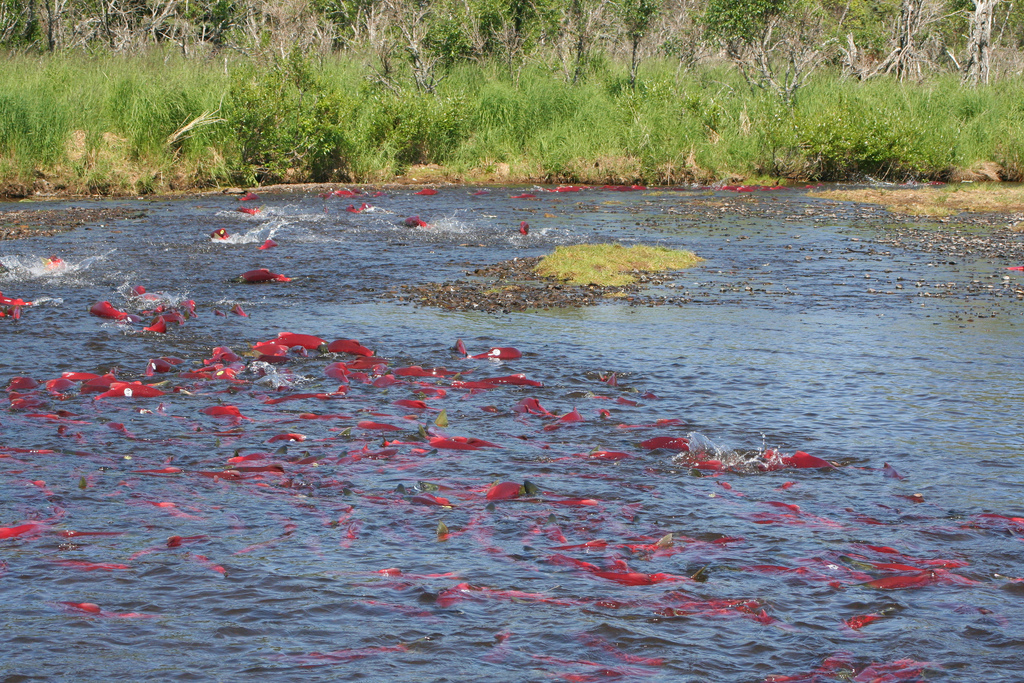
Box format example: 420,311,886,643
1,186,1022,682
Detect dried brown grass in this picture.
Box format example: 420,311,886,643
808,183,1024,217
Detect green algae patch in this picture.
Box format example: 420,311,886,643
534,244,702,287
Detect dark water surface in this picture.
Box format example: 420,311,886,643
2,186,1023,682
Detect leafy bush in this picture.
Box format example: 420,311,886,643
226,54,357,184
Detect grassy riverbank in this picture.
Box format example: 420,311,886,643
2,50,1024,198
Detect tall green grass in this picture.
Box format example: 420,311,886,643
2,49,1023,195
0,51,236,193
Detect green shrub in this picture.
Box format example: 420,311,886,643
226,55,357,184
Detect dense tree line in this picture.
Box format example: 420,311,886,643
3,0,1023,95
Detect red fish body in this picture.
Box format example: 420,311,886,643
782,451,832,468
415,188,438,196
328,339,374,356
95,382,166,399
89,301,130,320
551,540,608,551
882,462,904,479
410,493,452,507
487,482,522,500
592,570,684,586
241,269,290,283
145,357,182,376
470,347,522,360
143,317,167,333
60,602,102,614
0,522,43,540
430,436,502,450
513,397,552,416
579,450,630,461
324,362,350,380
201,405,247,419
207,347,241,364
843,613,882,630
45,377,77,394
0,291,32,319
273,332,327,350
394,399,429,410
402,215,429,227
357,420,403,431
451,380,498,390
79,374,117,393
486,374,542,387
8,376,39,391
268,433,305,443
51,559,130,571
639,436,689,450
864,572,937,590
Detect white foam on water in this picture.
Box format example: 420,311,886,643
210,222,282,245
247,361,312,390
421,215,476,236
0,251,115,282
673,431,771,473
116,282,193,310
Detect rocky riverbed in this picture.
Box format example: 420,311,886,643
0,206,146,241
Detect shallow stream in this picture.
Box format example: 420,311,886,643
1,185,1023,682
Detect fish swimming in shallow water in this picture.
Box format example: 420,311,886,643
89,301,130,321
240,269,291,283
0,292,32,319
401,216,429,228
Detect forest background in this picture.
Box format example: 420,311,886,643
1,0,1023,196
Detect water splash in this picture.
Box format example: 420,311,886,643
113,282,193,311
673,432,778,473
247,361,304,390
209,222,282,245
0,251,114,281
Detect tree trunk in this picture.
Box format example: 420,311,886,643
629,35,640,87
962,0,997,86
24,0,40,45
892,0,923,80
44,0,55,50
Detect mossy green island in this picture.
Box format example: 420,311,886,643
534,244,703,287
